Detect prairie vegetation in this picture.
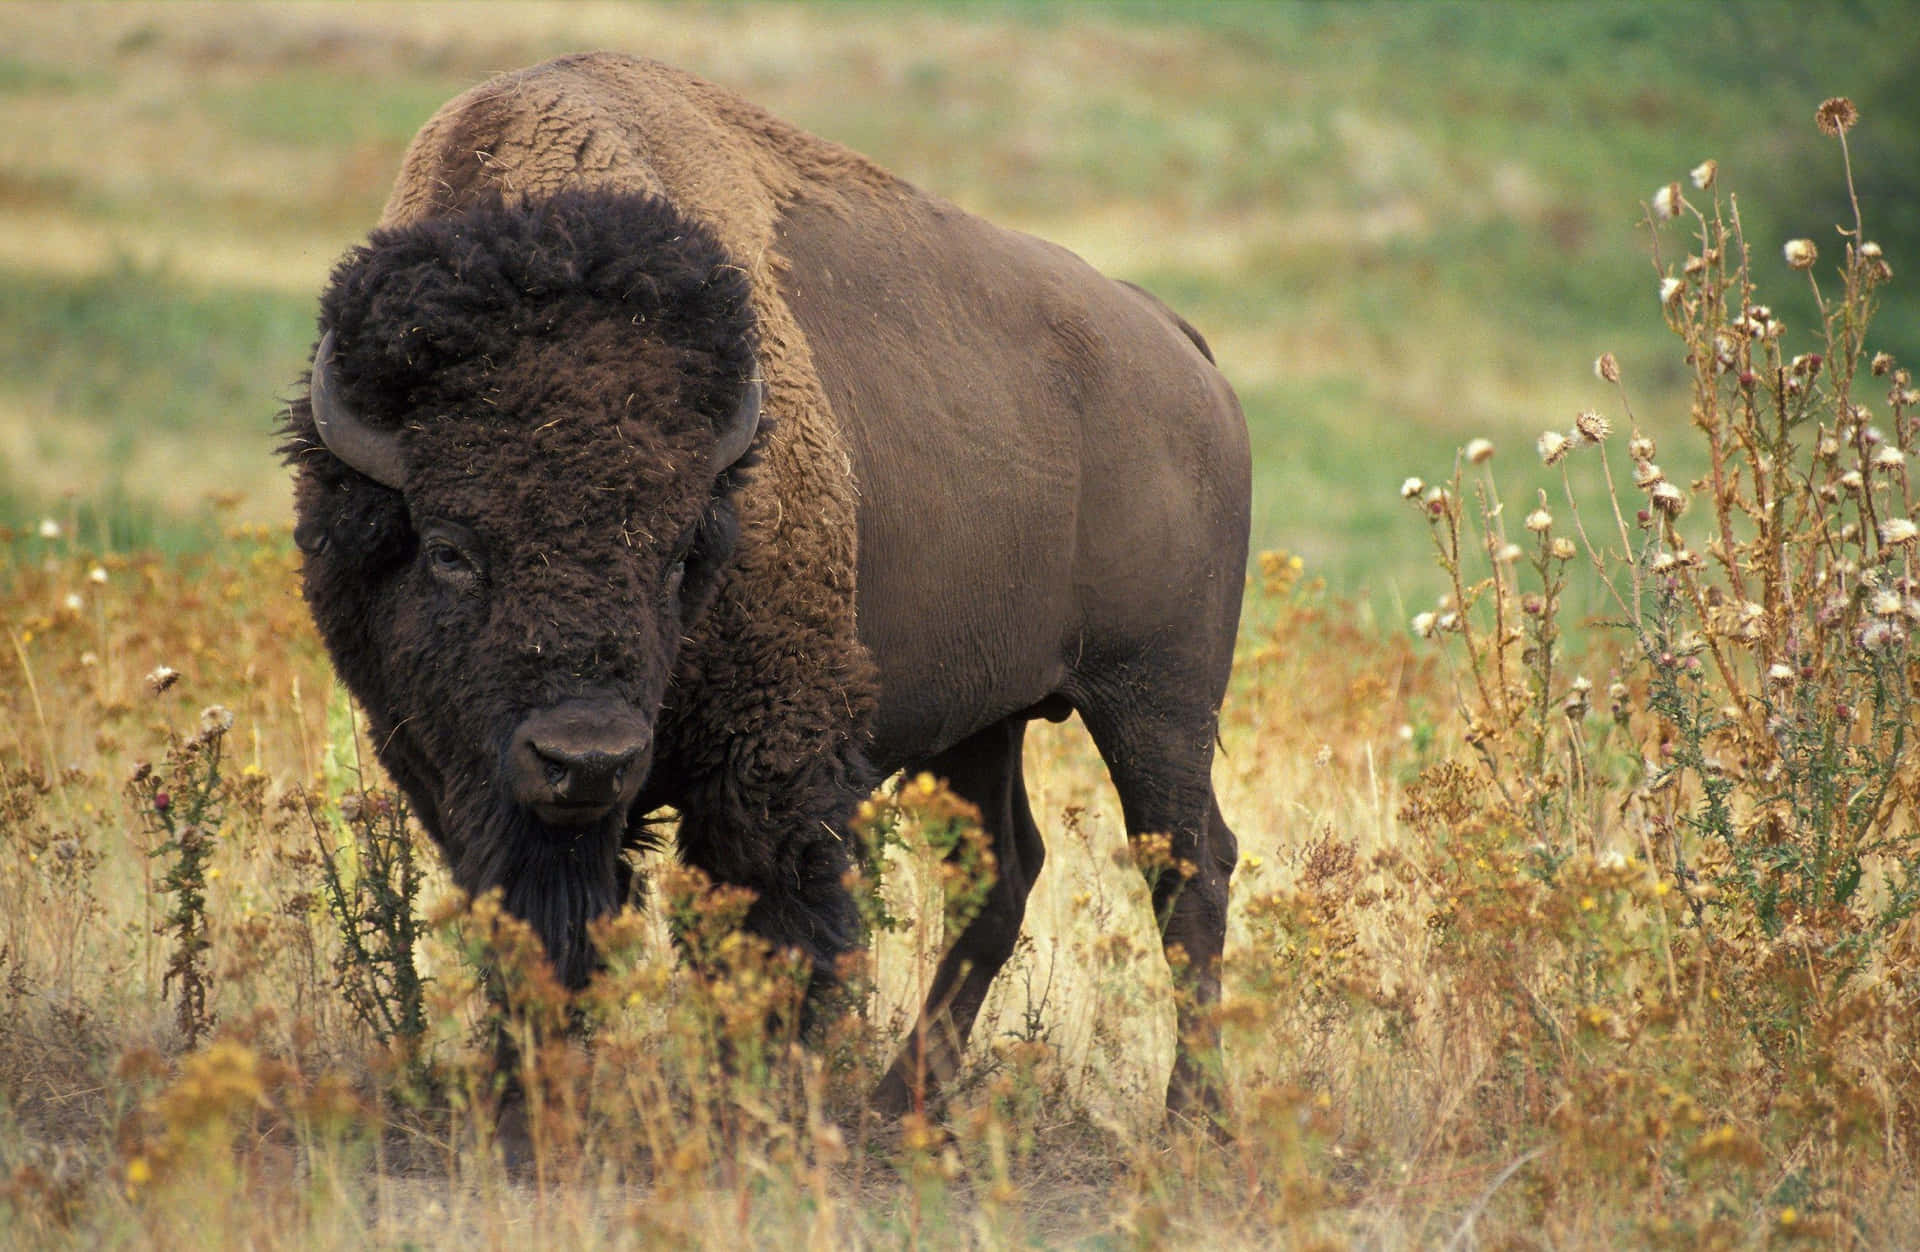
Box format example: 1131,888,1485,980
4,3,1920,1246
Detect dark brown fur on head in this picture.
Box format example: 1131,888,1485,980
283,190,761,988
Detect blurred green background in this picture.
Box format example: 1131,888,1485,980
2,1,1914,604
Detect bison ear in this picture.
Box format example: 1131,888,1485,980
709,364,763,473
293,515,331,556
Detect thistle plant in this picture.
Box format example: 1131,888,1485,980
129,705,237,1049
1404,97,1919,1206
306,786,428,1063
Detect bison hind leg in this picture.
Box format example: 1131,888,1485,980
1076,689,1238,1124
873,715,1045,1116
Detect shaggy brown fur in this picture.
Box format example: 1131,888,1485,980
286,52,1252,1118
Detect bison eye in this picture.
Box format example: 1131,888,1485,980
418,525,483,590
427,541,468,571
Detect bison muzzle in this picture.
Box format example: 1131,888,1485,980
285,52,1252,1120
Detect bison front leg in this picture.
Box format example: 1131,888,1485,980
672,738,870,1031
872,716,1046,1116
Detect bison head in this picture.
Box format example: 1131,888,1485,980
285,190,762,988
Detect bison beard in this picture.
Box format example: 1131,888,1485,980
450,787,629,993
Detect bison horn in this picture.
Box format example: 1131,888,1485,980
309,330,407,489
710,363,764,473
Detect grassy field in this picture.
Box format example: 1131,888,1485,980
4,2,1920,1246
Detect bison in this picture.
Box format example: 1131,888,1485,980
285,52,1249,1117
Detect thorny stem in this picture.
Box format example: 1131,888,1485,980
1700,198,1751,611
1560,456,1636,629
1434,487,1504,736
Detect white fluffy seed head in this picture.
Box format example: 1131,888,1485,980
1652,182,1682,220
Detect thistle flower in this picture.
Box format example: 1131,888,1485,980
1537,430,1570,465
1633,461,1665,490
1650,481,1686,516
1573,410,1612,444
1784,239,1818,270
1881,517,1918,546
146,665,180,695
1400,476,1426,500
1690,159,1718,190
1859,241,1893,282
200,705,235,736
1595,352,1620,383
1629,434,1656,460
1766,663,1794,685
1464,438,1494,465
1493,542,1522,564
1872,590,1904,617
1815,96,1859,137
1839,470,1865,493
1659,276,1684,307
1525,506,1553,533
1871,352,1894,376
37,518,60,540
1859,618,1903,652
1411,611,1438,639
1873,446,1905,470
1550,537,1576,561
1712,332,1739,370
1652,182,1682,220
62,592,83,612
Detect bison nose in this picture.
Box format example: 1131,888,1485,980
507,701,651,827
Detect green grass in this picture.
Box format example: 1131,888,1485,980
205,71,475,148
0,265,314,434
0,0,1914,589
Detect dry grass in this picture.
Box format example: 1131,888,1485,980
0,526,1437,1247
